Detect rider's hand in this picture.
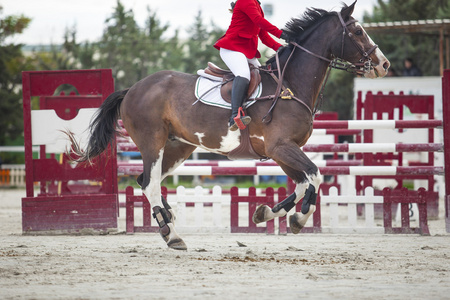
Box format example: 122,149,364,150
280,30,290,43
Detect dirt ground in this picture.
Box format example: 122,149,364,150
1,189,449,300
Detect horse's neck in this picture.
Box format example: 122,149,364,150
284,40,332,108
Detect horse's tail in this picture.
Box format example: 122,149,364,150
68,89,129,163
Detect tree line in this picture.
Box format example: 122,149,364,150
1,0,449,164
0,1,226,163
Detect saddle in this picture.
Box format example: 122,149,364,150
204,62,261,103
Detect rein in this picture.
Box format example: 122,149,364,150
258,46,312,123
258,12,378,123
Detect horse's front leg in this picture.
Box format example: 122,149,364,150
252,143,321,233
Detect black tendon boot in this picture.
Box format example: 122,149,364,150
229,76,251,131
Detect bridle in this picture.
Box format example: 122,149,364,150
259,12,378,122
292,11,378,76
336,12,378,75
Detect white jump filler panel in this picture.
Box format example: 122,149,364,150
31,108,98,153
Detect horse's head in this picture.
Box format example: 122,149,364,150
277,1,390,78
331,1,390,78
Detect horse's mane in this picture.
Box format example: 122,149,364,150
265,5,344,68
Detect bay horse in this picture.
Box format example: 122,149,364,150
69,1,390,250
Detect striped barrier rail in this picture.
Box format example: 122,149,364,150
117,119,443,131
118,164,444,177
313,119,442,129
117,142,443,154
119,159,362,168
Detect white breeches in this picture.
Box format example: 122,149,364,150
219,48,261,81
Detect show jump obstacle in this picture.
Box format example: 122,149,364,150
21,69,450,234
21,70,118,233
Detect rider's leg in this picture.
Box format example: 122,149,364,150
219,48,252,131
229,76,250,130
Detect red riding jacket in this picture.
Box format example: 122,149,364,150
214,0,283,59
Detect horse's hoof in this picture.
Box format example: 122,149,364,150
252,204,271,224
289,213,304,234
159,223,186,249
167,238,187,250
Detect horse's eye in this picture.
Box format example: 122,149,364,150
355,29,363,36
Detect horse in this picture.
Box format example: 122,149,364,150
69,1,390,250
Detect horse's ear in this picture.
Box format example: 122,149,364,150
341,1,357,20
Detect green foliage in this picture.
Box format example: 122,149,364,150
363,0,450,75
0,6,31,162
95,1,148,89
322,70,355,120
182,11,226,73
53,2,226,89
0,11,30,41
0,0,229,163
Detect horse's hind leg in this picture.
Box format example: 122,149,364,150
160,139,197,224
138,138,193,250
253,144,321,233
137,174,175,224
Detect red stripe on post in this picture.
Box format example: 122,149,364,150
394,120,442,129
303,144,349,152
211,166,257,175
395,143,444,152
319,167,350,175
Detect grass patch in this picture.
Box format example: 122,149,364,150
119,175,288,190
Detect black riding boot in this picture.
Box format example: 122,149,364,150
229,76,251,131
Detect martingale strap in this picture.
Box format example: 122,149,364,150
259,47,312,123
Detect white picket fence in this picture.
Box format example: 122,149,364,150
125,185,389,234
0,165,26,187
320,186,384,234
167,186,231,234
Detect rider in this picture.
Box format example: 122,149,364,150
214,0,288,131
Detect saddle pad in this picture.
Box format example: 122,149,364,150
194,76,262,110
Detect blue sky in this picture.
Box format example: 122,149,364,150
1,0,378,45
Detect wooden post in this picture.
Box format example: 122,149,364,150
446,36,449,70
440,27,444,76
442,69,450,233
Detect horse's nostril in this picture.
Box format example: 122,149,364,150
383,61,390,70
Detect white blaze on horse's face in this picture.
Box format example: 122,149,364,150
357,22,390,79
